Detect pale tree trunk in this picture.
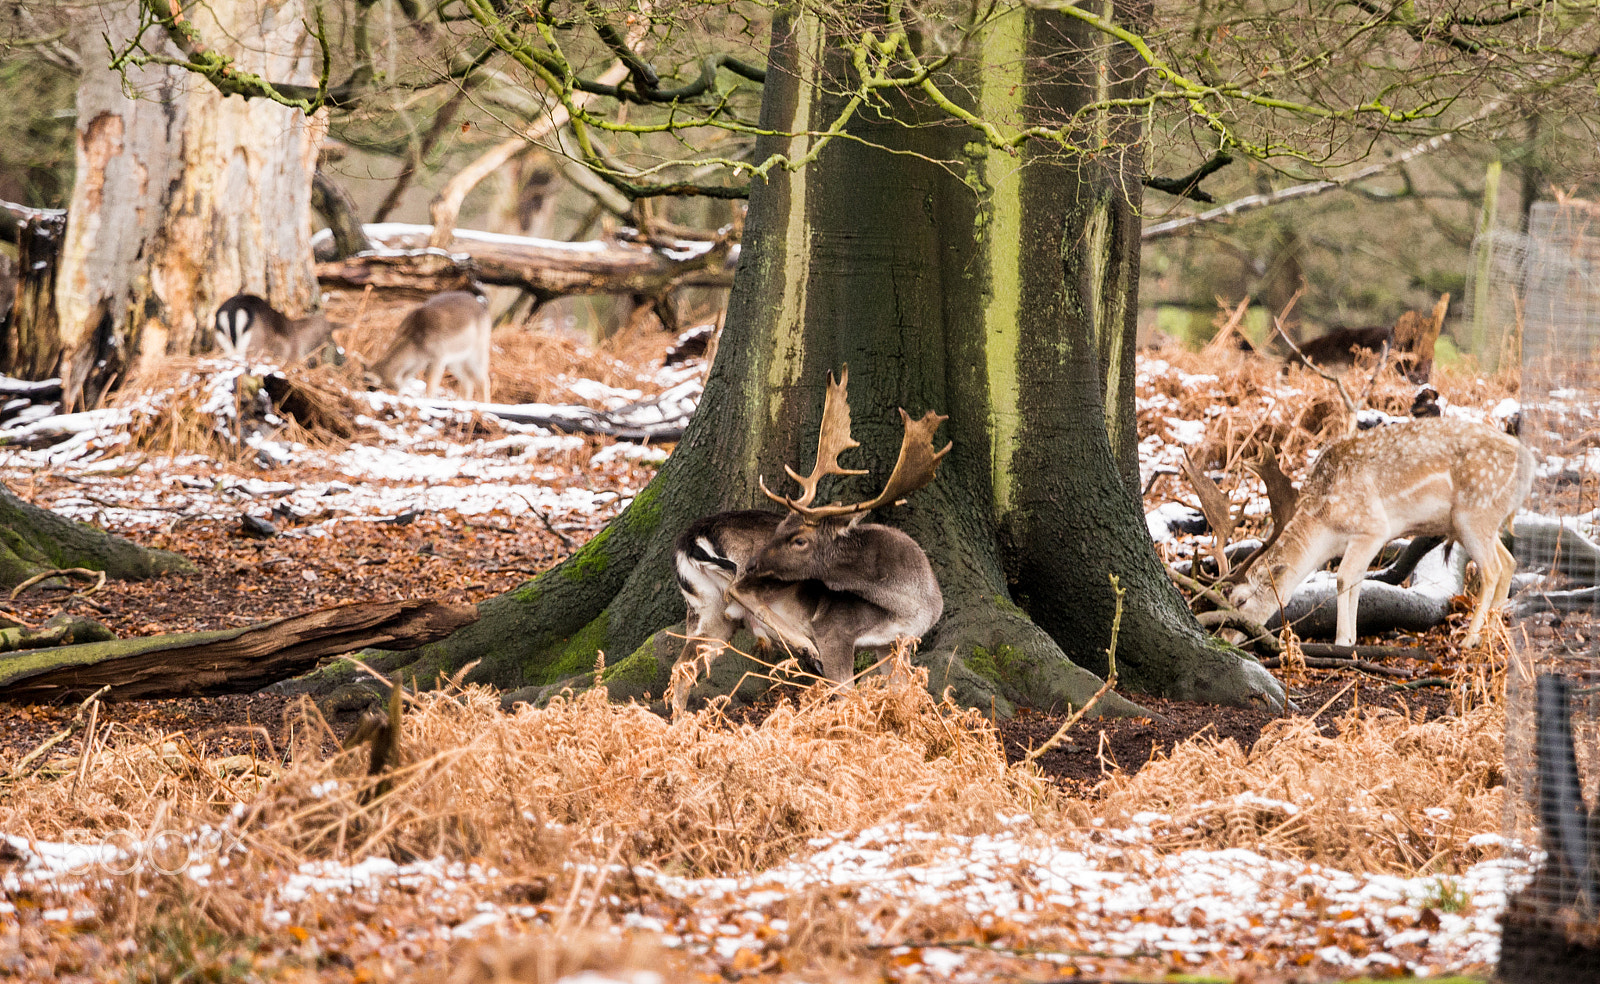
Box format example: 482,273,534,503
295,2,1283,716
55,0,324,408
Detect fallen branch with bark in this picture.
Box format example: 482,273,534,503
313,224,738,302
0,598,478,703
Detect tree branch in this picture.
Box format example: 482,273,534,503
1143,127,1470,240
1143,152,1233,203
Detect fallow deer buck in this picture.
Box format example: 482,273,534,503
1228,417,1534,648
371,291,493,402
214,293,336,365
671,369,949,711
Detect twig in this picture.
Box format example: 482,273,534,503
1259,655,1413,678
10,567,107,600
1024,574,1123,766
515,491,576,551
1355,340,1393,410
1270,290,1361,430
1388,676,1455,690
1180,449,1235,577
6,684,111,778
71,697,101,802
1166,565,1233,611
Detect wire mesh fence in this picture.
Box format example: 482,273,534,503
1487,199,1600,980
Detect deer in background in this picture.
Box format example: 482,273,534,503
214,293,336,365
1227,417,1534,647
672,369,949,711
371,291,493,402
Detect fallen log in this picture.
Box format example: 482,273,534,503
314,223,738,301
1509,513,1600,583
0,598,478,703
1299,642,1429,661
1266,544,1466,640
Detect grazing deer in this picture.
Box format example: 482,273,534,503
1228,417,1534,647
214,293,336,365
671,369,949,710
371,291,493,402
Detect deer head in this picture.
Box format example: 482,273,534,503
745,367,951,584
670,368,950,698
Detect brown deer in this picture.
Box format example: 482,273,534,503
371,292,493,402
671,369,949,710
214,293,336,365
1228,417,1534,647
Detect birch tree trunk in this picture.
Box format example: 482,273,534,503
54,0,324,407
302,3,1283,716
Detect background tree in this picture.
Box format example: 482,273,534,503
39,0,327,408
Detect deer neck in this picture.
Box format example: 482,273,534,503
1254,514,1340,594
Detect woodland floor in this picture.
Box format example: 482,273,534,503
0,311,1539,983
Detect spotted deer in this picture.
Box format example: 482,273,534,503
214,293,336,365
671,369,948,711
1228,417,1534,647
371,291,493,402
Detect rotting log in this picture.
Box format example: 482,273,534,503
0,598,478,703
313,224,738,302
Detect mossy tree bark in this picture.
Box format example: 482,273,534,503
331,3,1283,714
52,0,324,407
0,484,191,589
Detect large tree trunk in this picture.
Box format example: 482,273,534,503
54,0,324,408
306,3,1282,715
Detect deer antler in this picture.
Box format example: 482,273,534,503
1181,449,1236,578
761,369,951,522
759,368,868,510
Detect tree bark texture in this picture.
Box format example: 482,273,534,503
7,209,67,379
0,483,191,589
55,0,325,408
314,3,1281,715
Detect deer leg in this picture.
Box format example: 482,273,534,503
425,360,446,397
671,603,737,715
1491,539,1516,608
1455,523,1502,647
814,635,859,688
1334,533,1388,647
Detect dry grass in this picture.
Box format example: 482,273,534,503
113,358,373,464
1143,345,1520,474
1,663,1048,876
1075,699,1506,874
326,289,680,407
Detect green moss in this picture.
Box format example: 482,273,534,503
1434,334,1461,365
540,610,612,683
965,643,1021,684
602,632,669,699
990,594,1026,618
511,574,544,604
623,483,663,535
561,525,613,581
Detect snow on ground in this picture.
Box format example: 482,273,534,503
1,820,1529,980
0,360,697,533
